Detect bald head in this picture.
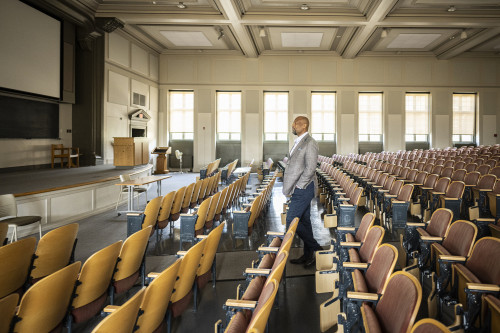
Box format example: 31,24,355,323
292,116,310,136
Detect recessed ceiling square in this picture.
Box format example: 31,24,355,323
387,33,441,49
281,32,323,47
160,31,213,47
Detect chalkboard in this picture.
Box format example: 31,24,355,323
0,94,59,139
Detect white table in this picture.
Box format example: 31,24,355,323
116,175,171,214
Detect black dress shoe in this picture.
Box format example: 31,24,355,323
304,255,316,268
290,255,307,264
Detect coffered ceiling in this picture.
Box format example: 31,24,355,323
44,0,500,58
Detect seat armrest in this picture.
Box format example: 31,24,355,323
478,189,493,192
431,192,445,195
338,198,350,201
337,227,356,232
197,235,209,239
466,283,500,293
464,184,475,187
102,305,120,313
258,246,279,253
385,194,397,198
413,183,423,186
177,251,188,257
407,222,426,228
445,198,460,201
127,212,142,217
392,200,408,204
420,236,443,242
438,255,466,263
233,210,248,214
346,291,379,302
340,241,362,248
147,272,160,279
225,299,257,309
421,187,433,190
266,231,285,237
242,203,252,207
343,262,369,270
340,203,353,207
378,189,389,193
476,218,495,222
244,268,271,276
181,213,195,217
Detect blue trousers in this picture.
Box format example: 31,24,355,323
286,181,321,258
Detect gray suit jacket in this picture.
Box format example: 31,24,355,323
282,133,319,196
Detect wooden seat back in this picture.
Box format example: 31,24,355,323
0,237,36,298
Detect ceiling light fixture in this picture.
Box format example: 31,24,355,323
448,5,456,12
301,4,309,10
217,29,225,40
381,28,388,38
259,28,267,38
460,30,467,39
177,2,186,9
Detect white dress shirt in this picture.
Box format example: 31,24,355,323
290,131,308,156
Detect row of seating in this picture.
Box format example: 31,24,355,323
200,158,222,179
214,218,299,332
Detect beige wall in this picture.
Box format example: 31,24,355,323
159,54,500,169
104,32,160,164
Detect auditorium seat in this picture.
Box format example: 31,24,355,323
233,194,262,240
0,193,42,242
190,179,203,209
180,183,193,214
319,244,398,332
410,318,451,333
205,191,221,229
30,223,79,282
383,183,414,233
110,226,152,304
448,237,500,331
92,288,145,333
156,190,175,233
462,171,481,217
135,259,181,333
484,295,500,333
67,241,122,330
441,167,453,179
338,271,421,333
214,187,229,222
0,293,18,333
477,164,491,175
422,177,450,221
0,237,36,299
140,196,162,235
179,196,211,249
465,163,478,172
487,180,500,223
195,221,225,290
11,262,81,333
431,181,465,220
169,238,206,322
491,166,500,178
198,177,210,204
216,279,279,333
450,169,466,182
454,161,466,170
471,174,497,221
0,222,8,245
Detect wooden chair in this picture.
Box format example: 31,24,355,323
92,288,145,333
196,221,225,290
67,241,123,331
51,144,79,168
12,262,81,333
0,237,36,299
136,260,182,333
140,196,163,235
411,318,451,333
110,226,152,304
180,183,193,213
156,191,175,233
484,295,500,333
0,293,18,333
30,223,79,282
0,194,42,242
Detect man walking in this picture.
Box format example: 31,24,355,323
283,116,322,267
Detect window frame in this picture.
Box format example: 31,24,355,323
358,92,383,143
263,91,289,142
452,92,477,144
405,92,430,143
169,90,194,141
216,91,242,141
311,91,336,142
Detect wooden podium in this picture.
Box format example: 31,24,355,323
152,147,171,174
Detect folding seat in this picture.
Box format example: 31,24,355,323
66,241,122,331
379,179,404,216
432,165,444,175
442,237,500,331
194,221,225,293
441,167,453,179
462,171,481,213
317,212,375,269
214,186,229,222
156,190,175,234
383,183,414,234
373,175,395,214
436,159,445,166
463,157,473,165
180,196,211,249
30,223,79,283
470,174,497,223
216,279,279,333
11,262,81,333
133,259,182,333
204,190,221,229
410,318,450,332
421,177,450,219
450,169,466,182
424,163,435,173
168,238,206,322
430,181,465,220
92,288,145,333
138,195,162,235
392,165,403,177
189,179,203,209
198,177,211,204
444,160,455,168
0,293,18,333
319,244,398,332
316,226,385,293
403,208,452,261
110,226,152,304
487,180,500,223
179,183,192,214
465,163,478,172
477,164,491,176
483,295,500,333
0,237,36,299
0,222,7,246
405,169,419,183
491,166,500,178
326,187,363,228
337,271,421,333
416,162,425,171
